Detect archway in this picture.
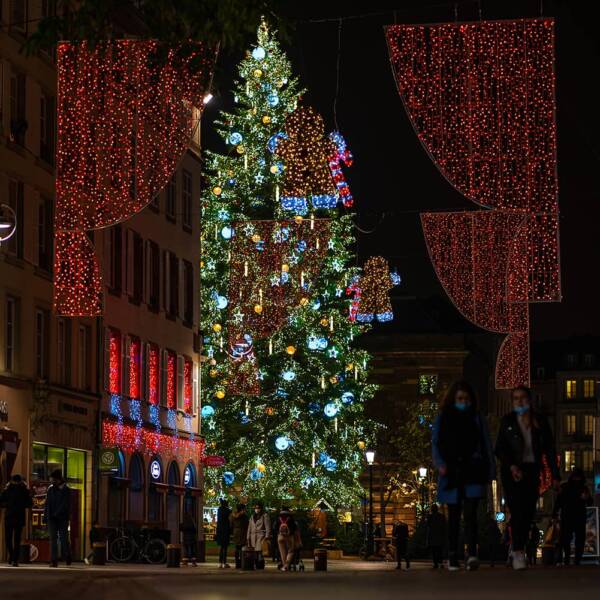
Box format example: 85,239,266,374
107,450,126,526
166,461,181,544
147,455,163,524
128,453,145,523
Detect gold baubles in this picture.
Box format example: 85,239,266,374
251,234,261,243
236,145,245,154
209,369,218,378
357,440,366,450
254,69,263,78
329,375,338,384
257,463,266,473
215,390,225,399
281,264,289,273
270,165,279,174
294,215,303,224
346,363,354,372
299,297,309,306
262,115,271,124
286,345,296,355
265,407,274,416
254,304,263,314
212,186,222,196
212,323,222,333
320,318,329,327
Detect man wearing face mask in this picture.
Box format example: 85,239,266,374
495,385,560,570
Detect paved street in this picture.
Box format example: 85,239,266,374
1,560,599,599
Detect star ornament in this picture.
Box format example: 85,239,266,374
328,347,339,358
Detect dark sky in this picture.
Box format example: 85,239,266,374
203,0,600,342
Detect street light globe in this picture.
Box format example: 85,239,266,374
418,466,428,479
365,450,375,465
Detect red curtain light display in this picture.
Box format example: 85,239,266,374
226,218,332,395
167,351,177,409
184,359,193,414
102,419,205,463
148,344,160,405
386,18,561,387
129,337,141,400
109,329,121,395
54,40,214,316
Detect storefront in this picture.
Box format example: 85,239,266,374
30,442,91,561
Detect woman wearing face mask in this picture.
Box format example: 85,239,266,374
246,502,271,569
432,381,495,571
495,385,560,570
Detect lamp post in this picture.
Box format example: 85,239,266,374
366,450,375,556
418,466,428,520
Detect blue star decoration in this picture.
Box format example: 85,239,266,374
335,287,344,297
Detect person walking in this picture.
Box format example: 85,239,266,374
495,385,560,571
45,469,72,567
426,504,446,569
392,520,410,570
247,502,271,568
230,503,249,568
180,510,198,566
432,381,495,571
275,507,297,571
554,468,591,566
0,474,32,567
216,498,232,568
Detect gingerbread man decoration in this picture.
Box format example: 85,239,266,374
355,256,400,323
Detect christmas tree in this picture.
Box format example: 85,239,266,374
200,19,376,508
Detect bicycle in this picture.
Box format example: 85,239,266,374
110,527,167,564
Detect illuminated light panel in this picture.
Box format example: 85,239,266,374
109,329,121,395
354,256,398,324
148,344,160,406
184,359,193,414
129,337,141,400
167,351,177,409
328,131,354,208
54,40,215,316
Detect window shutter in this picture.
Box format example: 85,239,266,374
32,195,40,267
177,355,184,411
144,240,151,304
103,327,111,392
178,259,185,319
163,251,170,311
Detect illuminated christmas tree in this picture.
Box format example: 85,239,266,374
200,19,376,507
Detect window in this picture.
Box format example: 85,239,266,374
582,449,594,473
9,0,28,34
166,174,177,221
166,351,177,409
9,70,27,146
182,170,193,230
78,325,91,390
564,414,576,436
584,354,595,367
182,260,194,325
35,308,50,379
128,336,141,400
40,93,55,164
37,197,53,271
583,379,595,399
147,241,160,311
7,179,24,258
147,344,160,406
564,450,576,472
565,379,577,399
584,415,594,437
126,230,144,302
56,318,71,385
106,328,121,394
163,251,179,317
183,359,193,414
4,296,18,372
418,374,438,395
108,226,123,292
566,353,577,368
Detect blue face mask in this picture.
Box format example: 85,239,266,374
455,401,468,412
513,405,530,416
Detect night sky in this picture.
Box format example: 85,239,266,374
203,0,600,342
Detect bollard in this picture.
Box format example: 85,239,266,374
314,548,327,571
241,547,257,570
19,543,31,564
92,542,107,565
167,544,182,568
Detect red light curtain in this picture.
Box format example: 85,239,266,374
387,18,561,387
54,40,215,316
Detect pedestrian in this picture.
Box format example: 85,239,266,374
0,474,32,567
495,385,560,571
526,522,540,566
553,468,591,566
276,506,297,571
180,510,198,566
432,381,495,571
45,469,72,567
392,520,410,570
247,501,271,568
230,503,249,568
83,521,102,565
215,498,232,568
426,504,446,569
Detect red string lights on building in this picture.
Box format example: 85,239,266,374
184,359,193,414
148,344,160,406
386,18,562,388
109,329,121,395
167,351,177,409
129,337,141,400
102,419,205,463
54,40,215,316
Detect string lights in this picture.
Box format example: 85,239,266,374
353,256,399,323
54,40,214,316
386,18,562,388
328,131,354,208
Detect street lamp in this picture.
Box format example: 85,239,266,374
0,204,17,246
418,466,428,520
418,466,428,479
365,450,375,557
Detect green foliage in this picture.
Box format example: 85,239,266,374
334,522,363,555
201,21,376,508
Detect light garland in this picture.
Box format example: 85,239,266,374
354,256,399,323
54,40,214,316
129,337,141,400
109,329,121,395
184,359,193,414
328,132,354,208
167,351,177,409
148,344,160,406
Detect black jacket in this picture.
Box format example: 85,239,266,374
45,483,71,521
553,478,591,523
494,411,559,480
0,481,32,526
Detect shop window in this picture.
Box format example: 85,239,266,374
565,379,577,400
564,414,576,436
583,379,595,399
584,415,594,437
128,453,145,523
418,374,438,395
564,450,576,472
